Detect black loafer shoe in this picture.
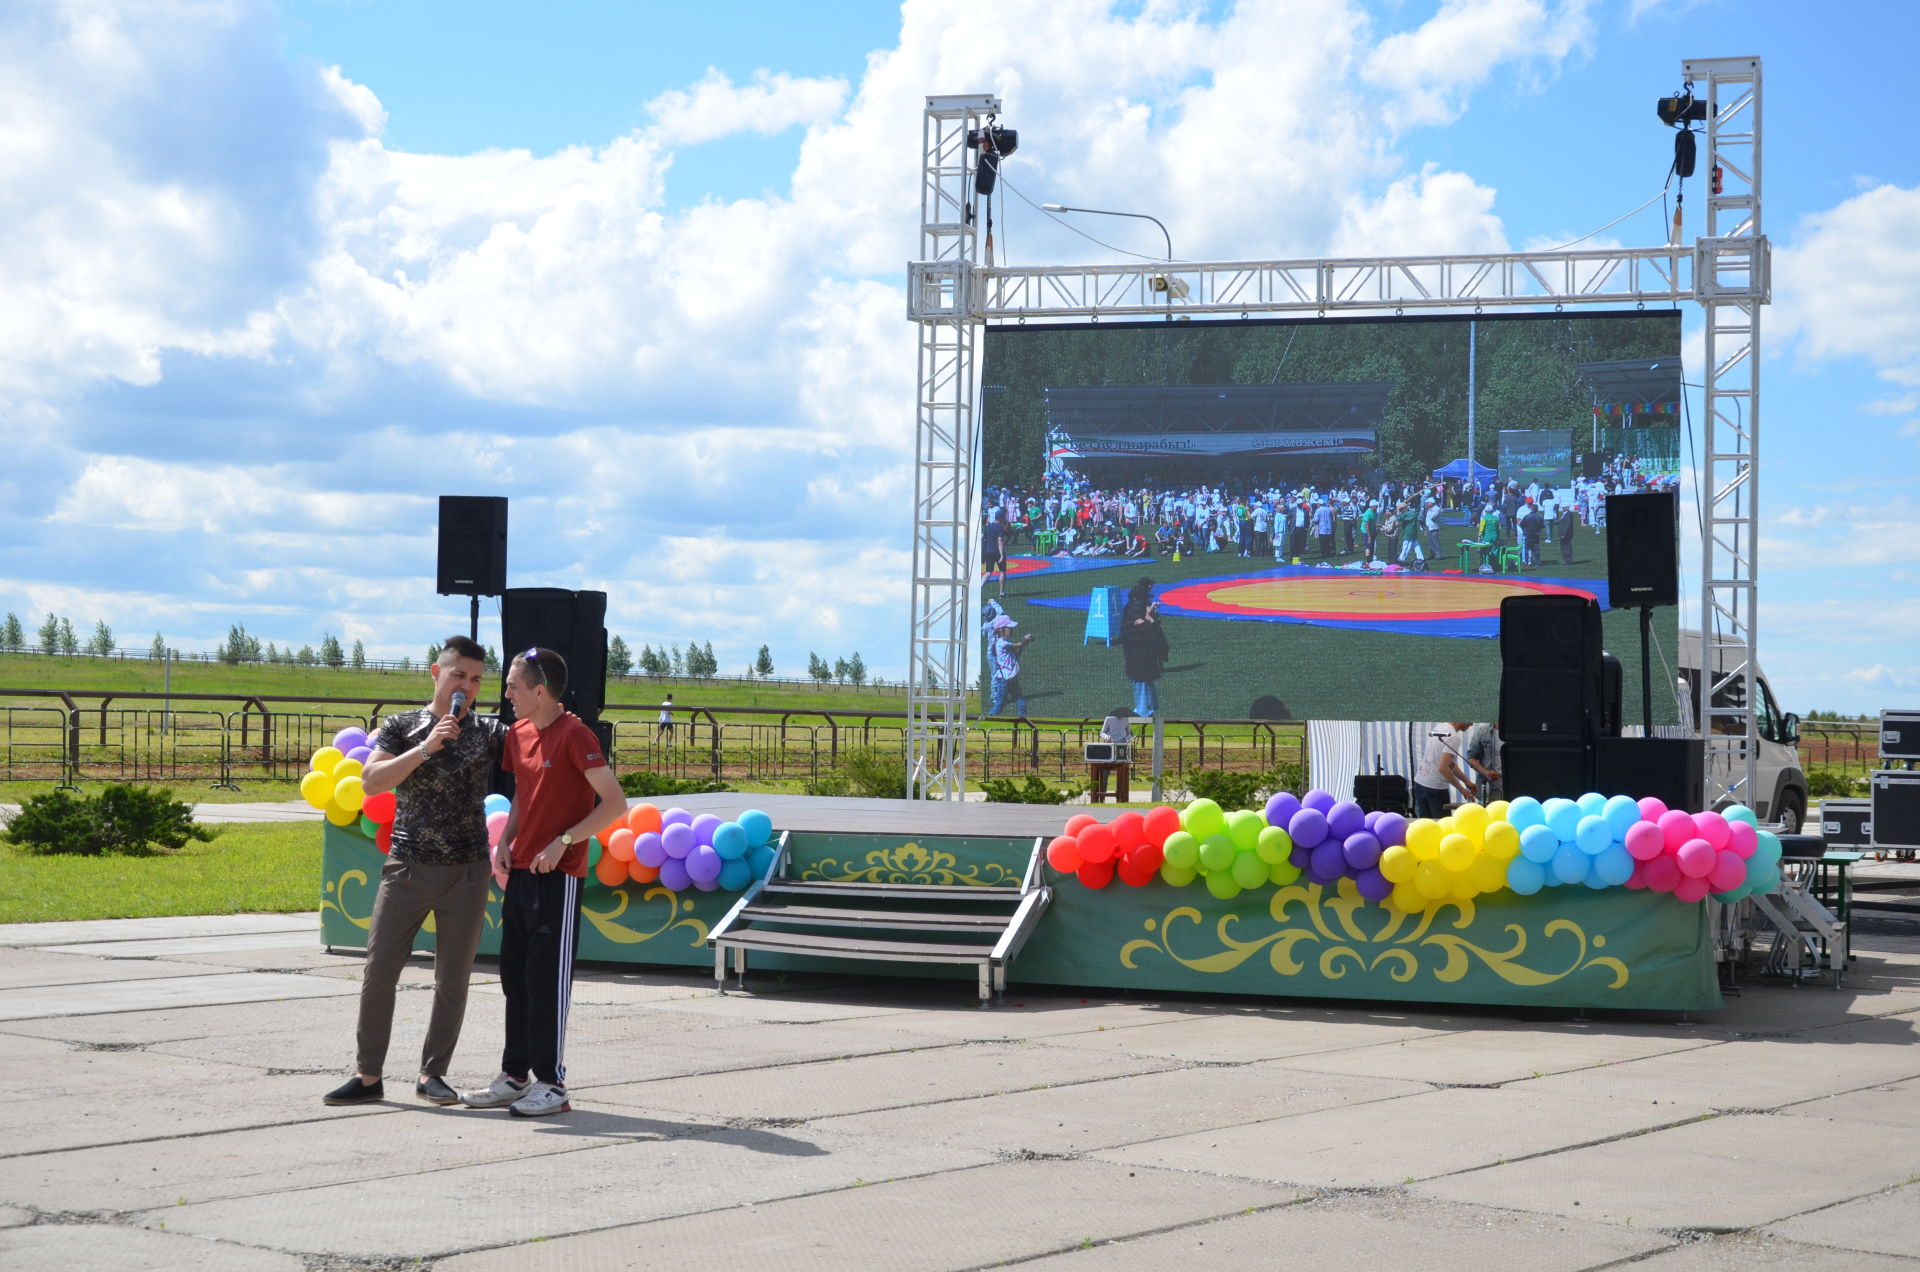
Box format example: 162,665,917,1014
416,1076,460,1105
323,1076,383,1106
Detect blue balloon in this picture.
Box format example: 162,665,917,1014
1551,843,1591,885
1603,794,1642,838
747,843,777,878
1722,804,1759,828
1576,791,1608,818
1544,798,1581,841
1593,842,1635,886
1505,796,1545,832
1754,830,1782,866
483,793,511,818
712,822,750,860
1574,814,1612,856
717,857,752,891
737,809,775,846
1747,864,1781,895
1583,870,1611,890
1506,856,1547,895
1519,823,1560,864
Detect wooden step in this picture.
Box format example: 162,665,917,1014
716,927,998,965
739,903,1008,931
763,880,1023,902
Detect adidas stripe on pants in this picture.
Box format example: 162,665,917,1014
499,869,581,1087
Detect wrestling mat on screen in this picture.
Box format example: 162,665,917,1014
978,312,1682,723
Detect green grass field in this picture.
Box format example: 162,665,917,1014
0,822,320,924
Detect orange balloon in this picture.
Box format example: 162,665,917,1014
606,828,636,862
626,802,662,835
1110,811,1147,852
1045,835,1083,873
593,853,629,887
626,860,660,884
594,804,628,840
1142,805,1182,847
1064,813,1099,838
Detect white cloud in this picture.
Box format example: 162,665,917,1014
1362,0,1594,128
645,69,848,147
1775,183,1920,388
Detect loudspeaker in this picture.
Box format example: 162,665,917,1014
1600,651,1623,737
1500,595,1602,742
1503,742,1594,801
1605,491,1678,608
1580,453,1603,480
1352,774,1410,817
436,496,508,596
500,588,608,723
1596,737,1702,813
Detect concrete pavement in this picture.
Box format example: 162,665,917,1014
0,912,1916,1270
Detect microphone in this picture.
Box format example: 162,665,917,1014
450,691,467,719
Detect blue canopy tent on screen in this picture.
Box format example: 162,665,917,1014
1432,457,1498,488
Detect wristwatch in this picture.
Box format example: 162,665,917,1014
559,833,574,848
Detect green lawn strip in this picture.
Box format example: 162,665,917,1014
0,822,321,924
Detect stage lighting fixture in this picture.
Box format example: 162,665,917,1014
968,126,1018,198
1656,91,1708,126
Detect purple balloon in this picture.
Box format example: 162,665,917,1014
691,813,723,847
1265,791,1302,828
1302,788,1336,815
633,831,667,868
1289,844,1310,868
658,857,692,891
661,822,696,859
345,746,372,765
661,807,693,829
1362,810,1382,832
685,844,722,884
333,727,368,753
692,870,720,892
1326,800,1365,840
1310,839,1347,881
1342,831,1382,872
1355,866,1393,902
1373,812,1409,849
1288,807,1329,849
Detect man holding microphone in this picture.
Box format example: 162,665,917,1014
324,635,503,1107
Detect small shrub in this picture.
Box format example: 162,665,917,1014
1806,768,1866,799
981,775,1085,805
618,770,730,798
1180,768,1270,811
2,785,214,856
840,747,908,800
802,772,853,798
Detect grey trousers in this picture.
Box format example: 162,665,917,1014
355,857,492,1078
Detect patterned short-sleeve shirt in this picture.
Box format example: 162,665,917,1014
373,708,506,866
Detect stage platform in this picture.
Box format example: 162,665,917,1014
657,793,1100,838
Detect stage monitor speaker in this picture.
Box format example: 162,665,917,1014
1353,774,1410,817
499,587,608,723
1596,736,1702,813
436,496,508,596
1500,595,1602,742
1600,651,1623,737
1503,742,1594,801
1605,491,1678,608
1580,453,1603,480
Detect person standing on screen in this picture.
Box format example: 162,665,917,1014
324,636,502,1108
1118,578,1169,718
986,616,1031,718
1557,500,1577,566
1313,499,1335,559
656,693,674,745
1412,721,1476,819
981,509,1010,598
461,647,624,1118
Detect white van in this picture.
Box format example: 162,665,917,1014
1675,629,1808,831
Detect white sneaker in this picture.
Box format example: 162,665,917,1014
460,1072,529,1109
508,1081,571,1118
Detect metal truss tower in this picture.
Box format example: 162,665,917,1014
905,59,1764,804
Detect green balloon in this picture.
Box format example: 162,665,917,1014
1204,871,1242,900
586,835,604,867
1229,850,1269,890
1198,833,1237,873
357,814,377,839
1255,824,1293,864
1159,862,1199,888
1183,798,1225,841
1227,810,1264,852
1268,858,1303,886
1162,830,1200,870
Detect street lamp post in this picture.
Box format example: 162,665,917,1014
1041,203,1177,319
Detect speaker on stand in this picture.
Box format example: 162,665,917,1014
1606,490,1679,734
437,495,508,642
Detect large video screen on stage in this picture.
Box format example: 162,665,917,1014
977,311,1682,725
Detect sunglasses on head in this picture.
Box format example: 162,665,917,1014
519,648,546,687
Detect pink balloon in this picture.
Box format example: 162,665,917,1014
1691,810,1731,851
1636,796,1670,823
1623,860,1648,890
1726,820,1758,859
1624,821,1666,862
1673,874,1711,903
1643,854,1682,893
1657,809,1696,853
1676,838,1717,879
485,810,508,847
1707,848,1747,892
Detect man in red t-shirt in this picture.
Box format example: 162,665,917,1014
459,647,623,1117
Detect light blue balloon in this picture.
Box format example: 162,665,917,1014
1506,856,1547,895
1603,794,1642,838
483,793,511,818
1576,791,1608,818
1583,870,1611,890
1505,796,1545,832
712,822,750,861
1551,843,1591,885
1575,814,1612,856
1722,804,1759,828
737,809,775,846
1544,798,1581,841
1747,864,1781,895
1519,823,1560,864
1712,883,1750,904
1593,842,1635,886
747,843,777,878
1754,830,1782,866
717,857,752,891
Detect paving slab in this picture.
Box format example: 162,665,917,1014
1016,1190,1666,1271
1597,1232,1920,1271
874,996,1228,1042
1415,1111,1920,1229
1043,1006,1461,1064
0,991,368,1045
1096,1084,1694,1188
0,947,233,990
43,930,320,959
0,1100,727,1213
0,1223,306,1271
435,1158,1300,1272
522,1019,963,1090
591,1038,1176,1121
0,971,355,1021
1769,1182,1920,1260
639,988,946,1025
1696,983,1920,1035
0,1204,28,1228
1782,1076,1920,1129
159,944,370,973
0,913,316,948
821,1061,1428,1156
1265,1020,1717,1086
146,1122,995,1260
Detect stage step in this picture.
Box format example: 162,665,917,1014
708,839,1050,1007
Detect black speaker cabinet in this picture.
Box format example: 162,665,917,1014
1580,453,1603,479
1605,491,1678,609
1870,770,1920,848
1503,742,1594,801
1600,650,1623,738
1596,736,1702,812
436,495,508,596
1819,798,1872,849
1500,595,1602,742
500,588,608,722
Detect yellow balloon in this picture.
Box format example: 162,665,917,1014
1436,815,1456,836
331,757,364,781
1483,821,1522,862
299,770,333,810
1414,859,1450,899
1379,843,1416,883
1448,870,1478,900
1453,802,1489,836
1470,852,1509,892
332,775,366,814
1407,819,1442,861
324,801,359,826
1438,832,1475,872
310,746,344,775
1485,799,1511,822
1390,880,1427,913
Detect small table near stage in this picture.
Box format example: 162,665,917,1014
1086,742,1132,803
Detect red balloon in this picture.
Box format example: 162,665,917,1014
1642,854,1682,893
1078,823,1117,864
361,790,396,823
1045,835,1084,873
1110,811,1147,852
1142,804,1182,847
1130,841,1165,873
1063,813,1100,838
1115,853,1156,887
1076,860,1116,889
1623,860,1648,890
375,822,393,855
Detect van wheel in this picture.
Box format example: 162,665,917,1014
1776,791,1804,834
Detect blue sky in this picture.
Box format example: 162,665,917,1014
2,0,1917,714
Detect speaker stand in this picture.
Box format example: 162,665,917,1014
469,593,480,645
1638,605,1654,736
